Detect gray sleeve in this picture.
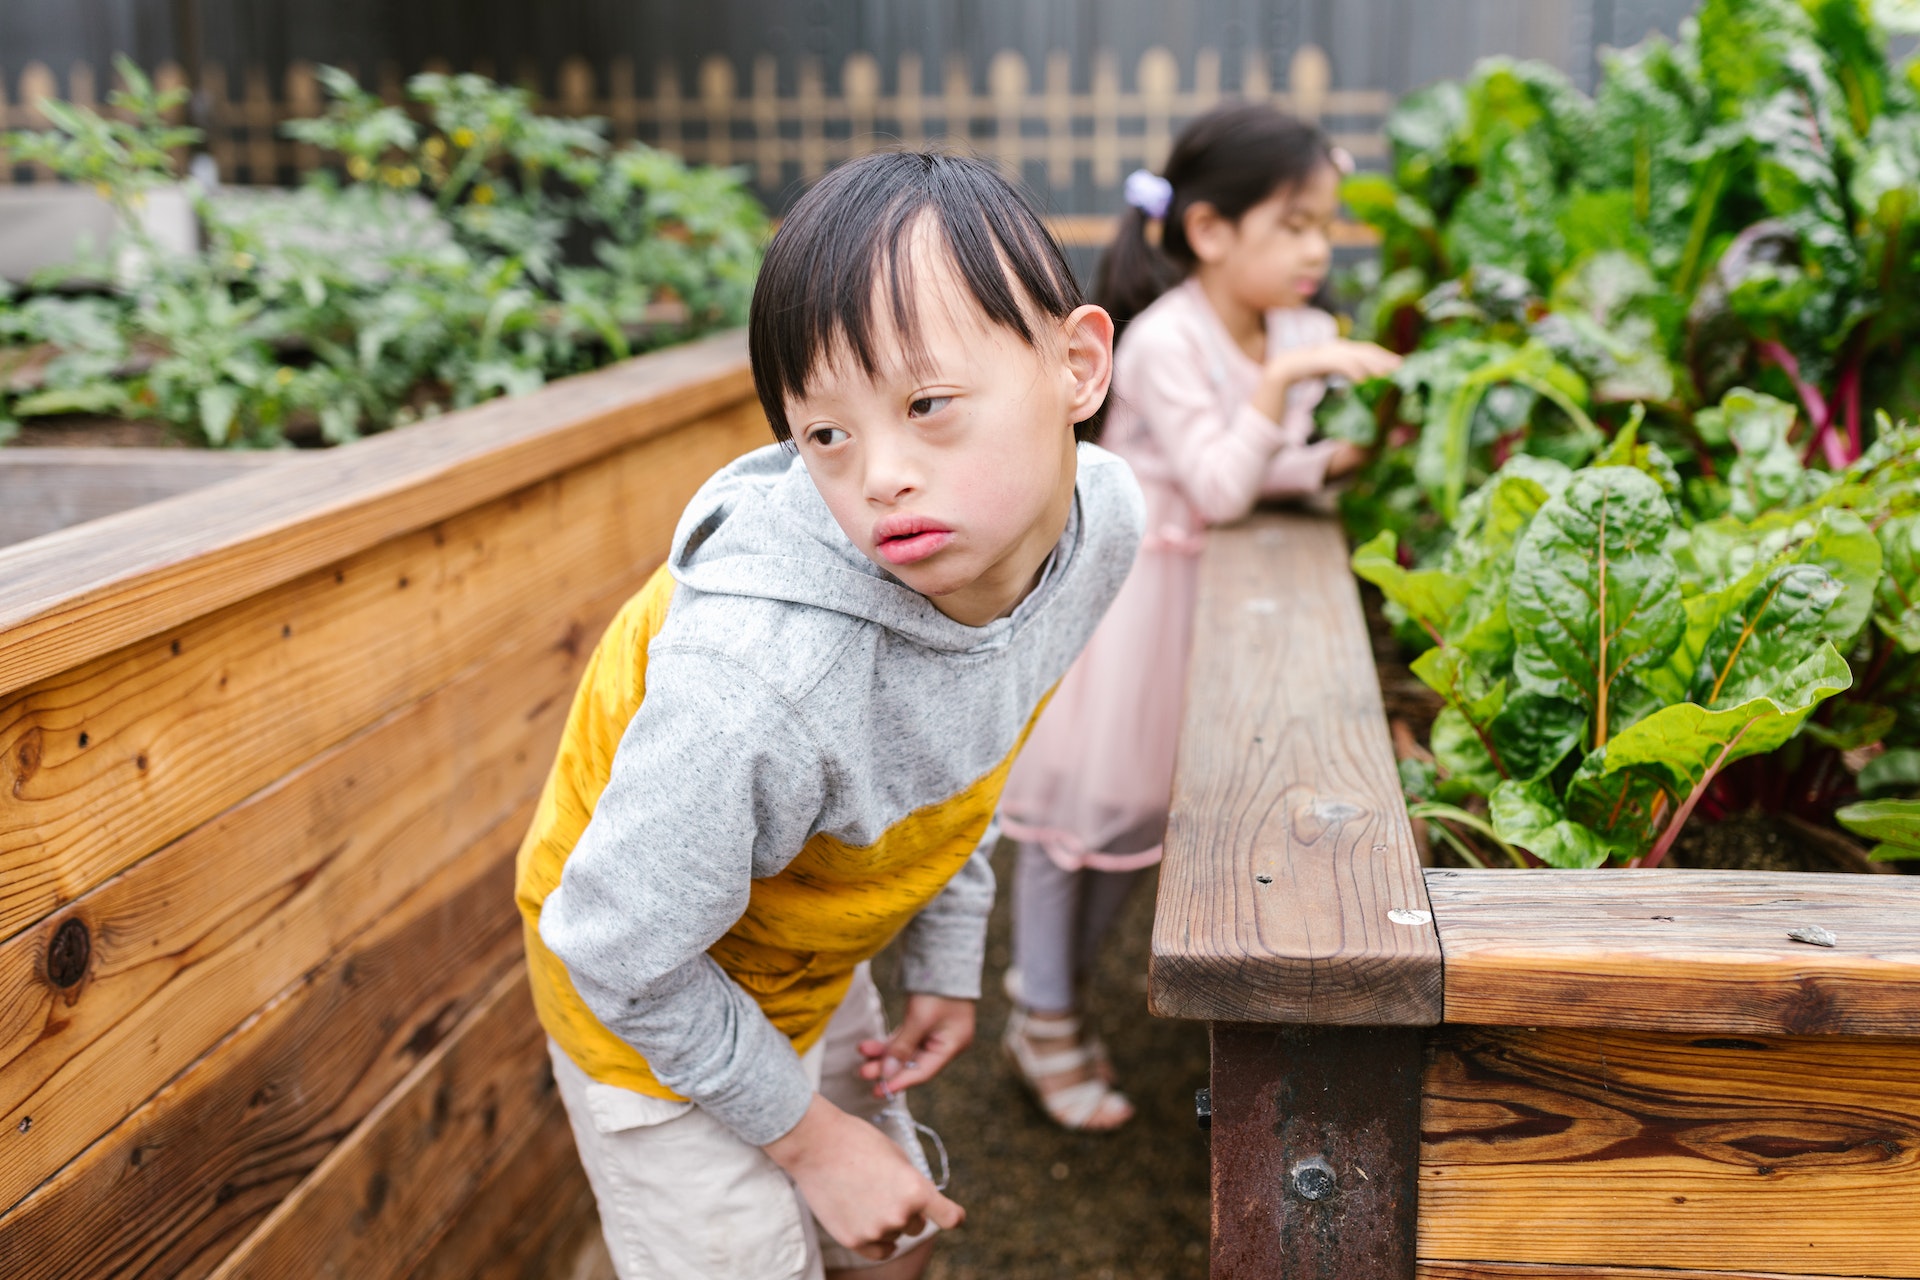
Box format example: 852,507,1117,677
537,646,827,1147
894,819,998,999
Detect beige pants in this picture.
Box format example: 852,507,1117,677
550,964,938,1280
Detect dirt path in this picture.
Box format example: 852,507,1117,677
875,842,1211,1280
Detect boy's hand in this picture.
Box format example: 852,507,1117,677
763,1094,965,1260
857,994,976,1095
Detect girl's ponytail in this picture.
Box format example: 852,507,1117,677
1095,104,1336,339
1093,204,1183,339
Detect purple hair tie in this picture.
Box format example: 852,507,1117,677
1123,169,1173,220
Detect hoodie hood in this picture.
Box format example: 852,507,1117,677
667,441,1135,654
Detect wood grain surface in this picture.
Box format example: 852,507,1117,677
206,965,555,1280
1426,869,1920,1036
0,407,762,943
1418,1265,1862,1279
0,576,615,1215
0,450,293,550
1151,513,1440,1025
407,1090,605,1280
0,808,526,1278
1420,1025,1920,1274
0,329,754,699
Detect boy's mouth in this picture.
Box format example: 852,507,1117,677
873,515,955,566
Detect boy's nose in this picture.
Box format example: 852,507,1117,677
861,438,923,504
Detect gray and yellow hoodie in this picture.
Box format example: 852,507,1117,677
517,440,1143,1146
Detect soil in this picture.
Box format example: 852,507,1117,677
872,840,1211,1280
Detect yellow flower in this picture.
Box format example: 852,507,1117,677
423,136,447,158
451,127,475,148
232,252,255,270
398,165,421,187
347,155,373,181
275,366,295,386
93,182,113,198
472,183,496,205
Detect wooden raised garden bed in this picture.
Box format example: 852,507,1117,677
1152,512,1920,1280
0,331,766,1277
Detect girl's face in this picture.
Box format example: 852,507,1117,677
785,232,1114,628
1185,161,1339,311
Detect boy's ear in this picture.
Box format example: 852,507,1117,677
1061,304,1115,429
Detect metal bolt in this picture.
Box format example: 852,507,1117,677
1290,1156,1336,1202
1194,1087,1212,1131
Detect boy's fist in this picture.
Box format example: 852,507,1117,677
858,994,976,1095
763,1094,966,1259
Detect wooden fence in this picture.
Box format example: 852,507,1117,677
0,45,1389,246
0,330,766,1277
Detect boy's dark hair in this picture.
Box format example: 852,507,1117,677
749,150,1101,443
1094,104,1335,339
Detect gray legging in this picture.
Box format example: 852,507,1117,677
1009,839,1151,1014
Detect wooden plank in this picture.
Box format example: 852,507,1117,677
0,571,622,1215
1426,869,1920,1037
0,329,754,700
206,966,554,1280
0,802,528,1279
0,450,292,550
1420,1026,1920,1274
406,1091,605,1280
1212,1023,1424,1279
1418,1264,1864,1280
1151,513,1441,1026
0,402,765,943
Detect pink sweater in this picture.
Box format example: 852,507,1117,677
1100,278,1340,530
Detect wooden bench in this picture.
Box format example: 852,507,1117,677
1152,512,1920,1280
0,331,766,1278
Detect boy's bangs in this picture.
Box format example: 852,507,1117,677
750,152,1085,441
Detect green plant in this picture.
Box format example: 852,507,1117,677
1331,0,1920,551
1359,432,1862,867
0,63,767,448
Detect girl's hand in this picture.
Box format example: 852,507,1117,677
763,1094,965,1259
857,995,976,1095
1268,339,1403,389
1324,440,1371,479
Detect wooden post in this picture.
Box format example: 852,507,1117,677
1153,515,1440,1277
1210,1025,1422,1279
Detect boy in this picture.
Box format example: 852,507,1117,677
516,150,1143,1279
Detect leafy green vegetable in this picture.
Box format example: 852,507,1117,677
0,65,768,447
1837,797,1920,858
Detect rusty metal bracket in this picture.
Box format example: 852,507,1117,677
1208,1023,1423,1279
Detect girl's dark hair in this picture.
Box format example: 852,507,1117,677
1094,104,1336,337
750,150,1099,442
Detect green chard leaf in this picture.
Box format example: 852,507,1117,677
1837,798,1920,859
1351,531,1470,640
1877,513,1920,651
1509,466,1686,748
1489,779,1614,867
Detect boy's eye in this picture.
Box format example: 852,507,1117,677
908,396,952,418
806,425,847,447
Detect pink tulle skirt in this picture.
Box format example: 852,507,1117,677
1001,480,1203,873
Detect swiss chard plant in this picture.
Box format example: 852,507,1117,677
1328,0,1920,552
1357,426,1866,866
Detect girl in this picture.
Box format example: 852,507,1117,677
996,104,1401,1131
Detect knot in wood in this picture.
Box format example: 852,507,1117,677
1289,1155,1336,1202
46,918,90,989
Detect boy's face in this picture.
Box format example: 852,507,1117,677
786,238,1113,627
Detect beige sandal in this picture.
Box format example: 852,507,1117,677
1002,1006,1135,1131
